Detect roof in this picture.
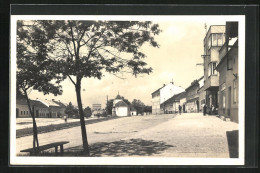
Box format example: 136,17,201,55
30,100,49,108
185,76,204,91
151,86,164,95
16,98,48,108
37,99,60,107
115,100,128,107
115,94,122,99
16,98,28,105
161,91,186,105
52,100,67,108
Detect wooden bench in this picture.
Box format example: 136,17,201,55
20,141,69,156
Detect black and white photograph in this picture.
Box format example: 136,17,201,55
10,15,245,165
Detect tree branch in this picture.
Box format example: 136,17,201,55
67,75,76,86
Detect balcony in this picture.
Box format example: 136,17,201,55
204,75,219,90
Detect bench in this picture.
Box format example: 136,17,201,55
20,141,69,156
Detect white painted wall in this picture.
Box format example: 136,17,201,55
160,83,185,104
116,107,128,116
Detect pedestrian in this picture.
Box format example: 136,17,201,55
178,105,182,115
203,104,207,116
64,115,67,123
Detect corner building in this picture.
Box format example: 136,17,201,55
202,25,226,112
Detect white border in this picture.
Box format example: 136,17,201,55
10,15,245,166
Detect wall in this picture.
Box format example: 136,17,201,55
116,107,128,116
16,104,30,118
198,87,206,111
152,90,161,114
217,42,238,123
160,83,185,104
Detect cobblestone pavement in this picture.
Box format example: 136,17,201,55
15,113,238,158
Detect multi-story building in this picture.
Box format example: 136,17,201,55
216,22,239,122
202,25,226,112
185,77,204,113
151,82,185,114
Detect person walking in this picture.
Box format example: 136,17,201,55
178,105,182,115
203,104,207,116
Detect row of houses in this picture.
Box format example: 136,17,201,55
16,98,67,118
151,77,205,115
151,22,239,123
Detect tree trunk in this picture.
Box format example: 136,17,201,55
24,90,39,153
75,79,90,156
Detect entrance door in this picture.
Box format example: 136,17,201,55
228,87,231,116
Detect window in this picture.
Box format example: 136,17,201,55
24,111,25,115
233,79,237,103
212,34,218,46
212,62,217,75
211,33,225,47
208,62,217,77
21,111,23,115
227,56,233,70
27,111,28,115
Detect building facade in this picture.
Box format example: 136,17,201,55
112,94,130,116
216,22,239,123
152,82,185,114
202,25,226,112
16,98,31,118
162,92,186,114
185,77,203,113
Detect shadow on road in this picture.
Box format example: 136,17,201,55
66,138,175,157
16,116,121,138
226,130,239,158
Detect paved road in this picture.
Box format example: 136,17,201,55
16,113,238,158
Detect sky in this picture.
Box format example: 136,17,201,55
27,17,228,108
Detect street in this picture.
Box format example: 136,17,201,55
16,113,238,158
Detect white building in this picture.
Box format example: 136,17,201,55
152,82,185,114
112,94,130,116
